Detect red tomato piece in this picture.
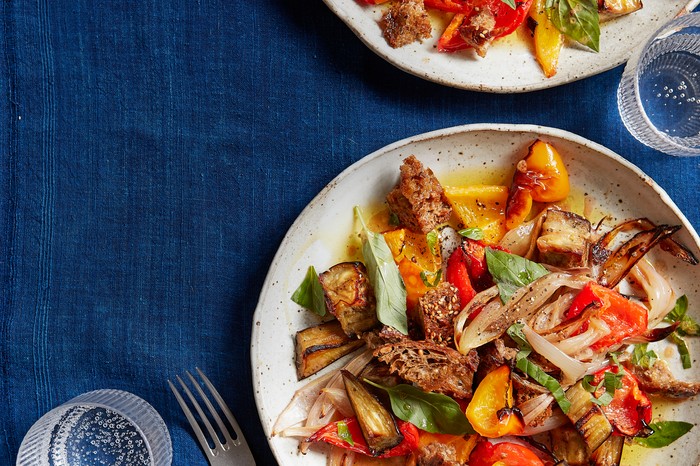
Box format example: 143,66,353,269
469,440,545,466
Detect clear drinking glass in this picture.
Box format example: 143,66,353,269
618,12,700,157
16,389,172,466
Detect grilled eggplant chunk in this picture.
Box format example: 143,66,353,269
590,434,625,466
536,209,591,268
319,262,379,338
342,370,403,455
565,381,613,452
550,424,590,466
295,321,365,379
598,0,642,19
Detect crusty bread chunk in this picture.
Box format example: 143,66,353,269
381,0,432,48
416,282,461,348
386,155,452,234
374,339,479,399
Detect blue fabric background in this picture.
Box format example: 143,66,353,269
1,0,698,465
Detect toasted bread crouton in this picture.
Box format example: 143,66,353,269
386,155,452,234
381,0,432,49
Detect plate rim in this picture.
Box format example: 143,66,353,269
319,0,700,93
250,123,700,463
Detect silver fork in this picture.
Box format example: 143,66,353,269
169,368,256,466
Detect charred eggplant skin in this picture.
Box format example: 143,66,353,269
341,370,403,456
564,381,613,452
319,262,379,338
295,321,364,379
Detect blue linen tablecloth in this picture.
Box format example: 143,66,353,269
1,1,698,465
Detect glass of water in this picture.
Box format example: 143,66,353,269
16,389,172,466
618,12,700,157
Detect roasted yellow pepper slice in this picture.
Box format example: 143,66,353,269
505,140,569,229
466,365,524,438
530,0,564,78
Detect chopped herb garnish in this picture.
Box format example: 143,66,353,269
507,323,571,413
337,420,354,446
458,227,485,241
420,269,442,288
631,344,658,369
426,230,439,256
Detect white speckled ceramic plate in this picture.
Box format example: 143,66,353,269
321,1,700,92
251,124,700,465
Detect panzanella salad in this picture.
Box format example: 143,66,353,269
371,0,641,78
274,141,700,466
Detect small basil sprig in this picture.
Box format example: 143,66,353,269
634,421,694,448
458,227,484,241
355,207,408,335
631,343,658,369
426,230,439,256
582,371,623,406
291,265,327,316
420,269,442,288
501,0,516,9
546,0,600,52
507,323,571,414
365,380,475,435
664,295,697,369
486,248,549,303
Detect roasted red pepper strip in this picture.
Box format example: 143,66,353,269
468,440,545,466
425,0,472,13
446,246,477,306
307,417,420,458
567,281,648,351
438,14,471,52
591,365,652,437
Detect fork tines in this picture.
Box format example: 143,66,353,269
169,367,256,466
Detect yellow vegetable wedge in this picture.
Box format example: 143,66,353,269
444,185,508,245
530,0,564,78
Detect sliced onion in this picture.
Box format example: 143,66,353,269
272,370,334,435
522,323,588,385
517,392,554,427
529,290,578,333
279,425,326,438
455,272,590,354
629,258,676,327
552,317,610,359
498,208,551,259
321,387,354,418
520,409,569,436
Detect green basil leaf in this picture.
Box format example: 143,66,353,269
665,296,700,336
665,295,689,323
291,265,327,316
634,421,694,448
591,391,613,406
337,420,354,446
546,0,600,52
420,269,442,288
631,344,658,369
427,230,439,256
355,207,408,335
671,333,692,369
501,0,516,8
365,380,475,435
459,227,485,241
507,323,571,414
486,248,549,303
